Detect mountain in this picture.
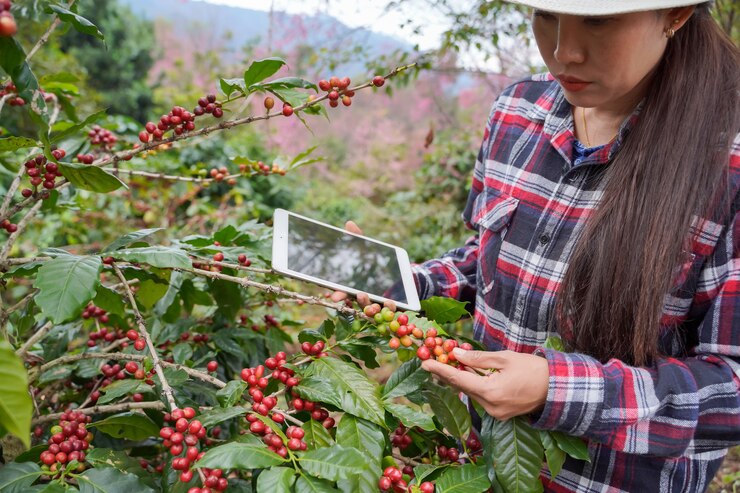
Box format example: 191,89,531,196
118,0,412,73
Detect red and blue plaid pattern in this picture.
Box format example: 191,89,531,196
413,74,740,492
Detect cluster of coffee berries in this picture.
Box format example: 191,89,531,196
76,153,95,164
81,303,109,324
0,0,17,38
236,160,286,177
126,329,147,351
317,76,355,108
195,94,223,118
237,254,251,267
0,81,23,105
436,445,460,463
88,125,118,148
39,410,93,473
87,327,128,348
264,425,307,457
186,468,228,493
139,105,198,144
378,466,433,493
20,149,65,199
160,407,224,488
300,339,326,357
241,361,285,420
390,424,412,450
208,166,235,184
1,218,17,234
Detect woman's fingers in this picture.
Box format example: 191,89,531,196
344,220,363,235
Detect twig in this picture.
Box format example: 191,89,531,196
112,264,177,410
0,63,416,224
26,0,77,61
16,321,53,358
184,267,369,320
196,258,272,275
392,452,424,467
35,351,226,389
32,401,164,425
0,161,25,219
0,199,44,262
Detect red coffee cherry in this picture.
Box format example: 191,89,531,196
282,104,293,117
372,75,385,87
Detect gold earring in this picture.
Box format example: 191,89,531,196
665,19,679,39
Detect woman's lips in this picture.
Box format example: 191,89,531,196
557,76,591,92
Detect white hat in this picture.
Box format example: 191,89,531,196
506,0,701,15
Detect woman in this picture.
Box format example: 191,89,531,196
389,1,738,491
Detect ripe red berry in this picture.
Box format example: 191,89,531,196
372,75,385,87
282,104,293,117
318,80,331,91
417,345,432,360
138,131,150,143
420,482,435,493
212,252,224,262
134,338,146,351
207,361,218,372
378,476,392,491
125,361,139,374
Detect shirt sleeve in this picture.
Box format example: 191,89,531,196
531,204,740,457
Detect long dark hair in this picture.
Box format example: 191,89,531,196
556,4,739,366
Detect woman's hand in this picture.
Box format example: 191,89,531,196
329,220,371,307
422,348,550,421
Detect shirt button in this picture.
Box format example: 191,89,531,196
539,234,550,245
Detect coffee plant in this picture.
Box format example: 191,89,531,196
0,3,587,493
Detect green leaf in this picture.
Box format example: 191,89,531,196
33,255,102,323
98,379,152,405
85,448,157,488
338,340,379,369
382,358,428,399
268,87,308,108
199,406,248,428
0,37,41,103
540,431,566,479
261,77,317,91
103,228,163,252
243,57,286,88
213,225,239,245
486,416,544,493
216,380,248,408
0,136,38,152
0,342,32,448
135,279,168,310
256,467,296,493
294,475,340,493
196,441,286,470
420,297,469,324
383,403,435,431
172,343,193,364
293,376,341,409
59,162,126,193
551,431,590,462
78,467,156,493
112,246,192,269
298,445,368,481
302,419,335,449
0,460,42,492
50,109,107,143
435,463,491,493
90,412,159,441
335,415,385,467
220,77,247,96
543,337,565,352
93,285,125,317
46,3,104,40
422,383,470,438
308,358,386,426
412,464,449,484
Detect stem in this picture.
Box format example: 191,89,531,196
392,452,424,467
0,161,25,220
0,200,44,262
184,267,370,320
32,401,164,425
35,351,226,389
26,0,77,62
113,264,177,410
0,63,416,225
16,321,53,358
101,168,247,184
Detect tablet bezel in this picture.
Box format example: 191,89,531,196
271,208,421,312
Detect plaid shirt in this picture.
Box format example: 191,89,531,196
413,74,740,492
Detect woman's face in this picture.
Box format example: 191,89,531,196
532,9,672,113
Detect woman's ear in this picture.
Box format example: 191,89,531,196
665,5,696,32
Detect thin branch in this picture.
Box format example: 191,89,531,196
113,264,178,410
102,168,246,184
184,267,369,320
26,0,77,61
0,160,25,219
0,199,44,262
35,351,226,389
32,401,164,425
16,321,53,358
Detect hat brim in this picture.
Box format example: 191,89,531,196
506,0,701,15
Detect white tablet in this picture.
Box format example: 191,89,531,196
271,208,421,312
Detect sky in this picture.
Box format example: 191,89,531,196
199,0,450,51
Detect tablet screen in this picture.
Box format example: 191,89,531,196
287,215,408,303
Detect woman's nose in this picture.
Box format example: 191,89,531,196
553,26,586,65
